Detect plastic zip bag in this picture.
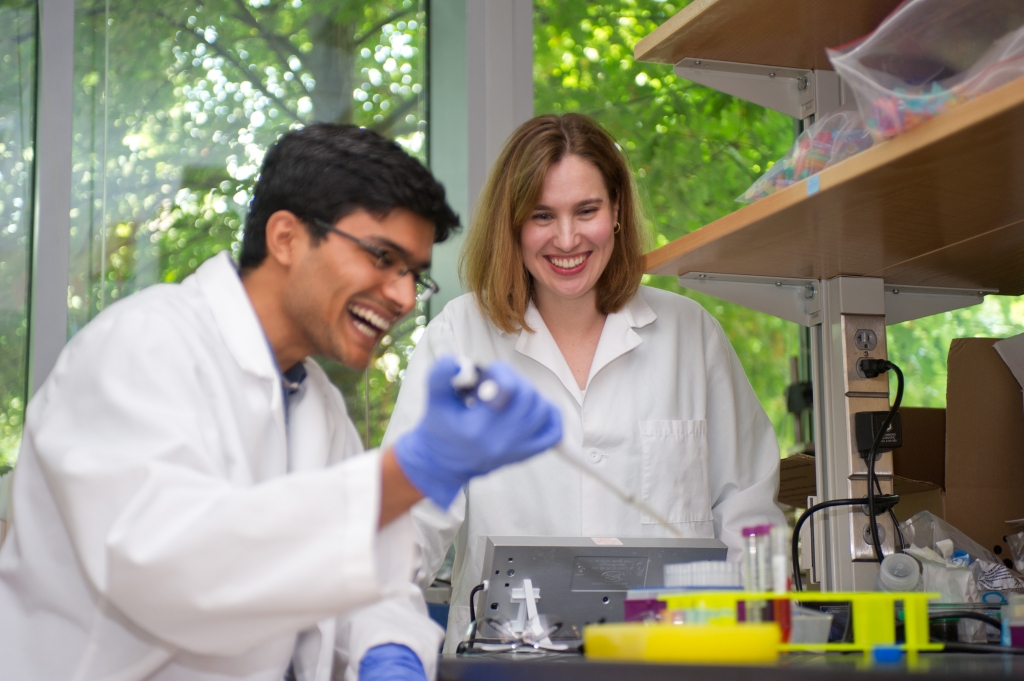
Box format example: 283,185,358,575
901,511,999,564
737,107,875,203
828,0,1024,141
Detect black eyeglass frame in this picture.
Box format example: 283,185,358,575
312,218,439,302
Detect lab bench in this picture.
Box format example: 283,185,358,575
439,652,1024,680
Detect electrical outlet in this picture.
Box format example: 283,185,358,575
849,478,896,561
841,315,888,395
854,329,877,351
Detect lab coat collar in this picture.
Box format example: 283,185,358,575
514,290,657,405
193,251,280,384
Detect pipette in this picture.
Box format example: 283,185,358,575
452,359,685,539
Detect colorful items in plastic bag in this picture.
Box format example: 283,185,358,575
828,0,1024,141
738,107,874,203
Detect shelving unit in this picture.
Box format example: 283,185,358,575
645,80,1024,296
636,0,1024,591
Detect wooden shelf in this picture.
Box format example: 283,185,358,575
643,78,1024,297
635,0,902,70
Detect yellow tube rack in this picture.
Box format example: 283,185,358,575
584,591,943,664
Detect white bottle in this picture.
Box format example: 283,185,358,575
876,553,921,592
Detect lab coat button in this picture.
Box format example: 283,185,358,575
588,450,601,463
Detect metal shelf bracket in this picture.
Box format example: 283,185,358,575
679,272,820,326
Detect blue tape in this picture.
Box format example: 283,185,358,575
807,175,821,196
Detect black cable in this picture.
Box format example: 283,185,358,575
867,452,884,562
467,582,485,645
935,642,1024,655
792,497,879,592
874,473,906,552
861,359,904,562
928,611,1003,630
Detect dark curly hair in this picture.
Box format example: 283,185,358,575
240,123,460,270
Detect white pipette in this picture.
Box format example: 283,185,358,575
452,359,685,539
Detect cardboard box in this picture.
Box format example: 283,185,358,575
945,338,1024,555
894,487,945,522
778,453,816,508
893,407,946,491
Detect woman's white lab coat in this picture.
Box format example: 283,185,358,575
0,252,442,681
382,288,786,651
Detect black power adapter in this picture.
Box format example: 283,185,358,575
855,410,903,456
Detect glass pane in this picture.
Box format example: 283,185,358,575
70,0,427,447
0,0,37,472
534,0,799,449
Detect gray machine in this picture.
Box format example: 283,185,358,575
478,536,727,641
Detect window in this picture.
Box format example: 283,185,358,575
70,0,427,447
0,0,37,472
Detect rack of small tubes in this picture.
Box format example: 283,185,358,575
585,591,943,664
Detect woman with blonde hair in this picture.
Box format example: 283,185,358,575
382,112,784,651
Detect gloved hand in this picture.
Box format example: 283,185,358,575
394,355,563,509
358,644,425,681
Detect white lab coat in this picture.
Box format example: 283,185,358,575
0,252,442,681
382,288,785,651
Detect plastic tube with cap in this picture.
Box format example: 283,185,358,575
771,525,790,594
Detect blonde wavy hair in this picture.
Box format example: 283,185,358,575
460,113,648,333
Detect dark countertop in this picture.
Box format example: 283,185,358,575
439,652,1024,680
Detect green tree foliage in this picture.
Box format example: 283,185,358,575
534,0,800,447
63,0,428,451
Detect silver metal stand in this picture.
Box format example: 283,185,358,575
681,272,985,589
671,52,993,589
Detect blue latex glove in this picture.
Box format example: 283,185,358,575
394,355,563,508
358,644,425,681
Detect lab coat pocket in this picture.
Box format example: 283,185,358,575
639,420,711,524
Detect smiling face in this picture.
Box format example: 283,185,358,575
282,208,434,371
520,154,617,308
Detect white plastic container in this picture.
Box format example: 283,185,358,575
876,553,922,592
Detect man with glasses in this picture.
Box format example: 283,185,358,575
0,124,562,681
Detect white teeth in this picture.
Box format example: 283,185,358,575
352,319,378,339
550,254,587,269
347,304,392,335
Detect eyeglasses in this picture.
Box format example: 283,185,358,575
313,218,439,303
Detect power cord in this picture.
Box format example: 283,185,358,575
858,359,904,563
790,495,898,591
467,582,486,646
875,473,906,552
790,359,905,590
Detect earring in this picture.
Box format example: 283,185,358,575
613,221,621,234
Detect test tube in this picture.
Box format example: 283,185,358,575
770,525,792,642
1006,594,1024,648
742,524,773,623
771,525,790,593
743,524,773,591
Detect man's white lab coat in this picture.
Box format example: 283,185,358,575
382,288,786,651
0,252,442,681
